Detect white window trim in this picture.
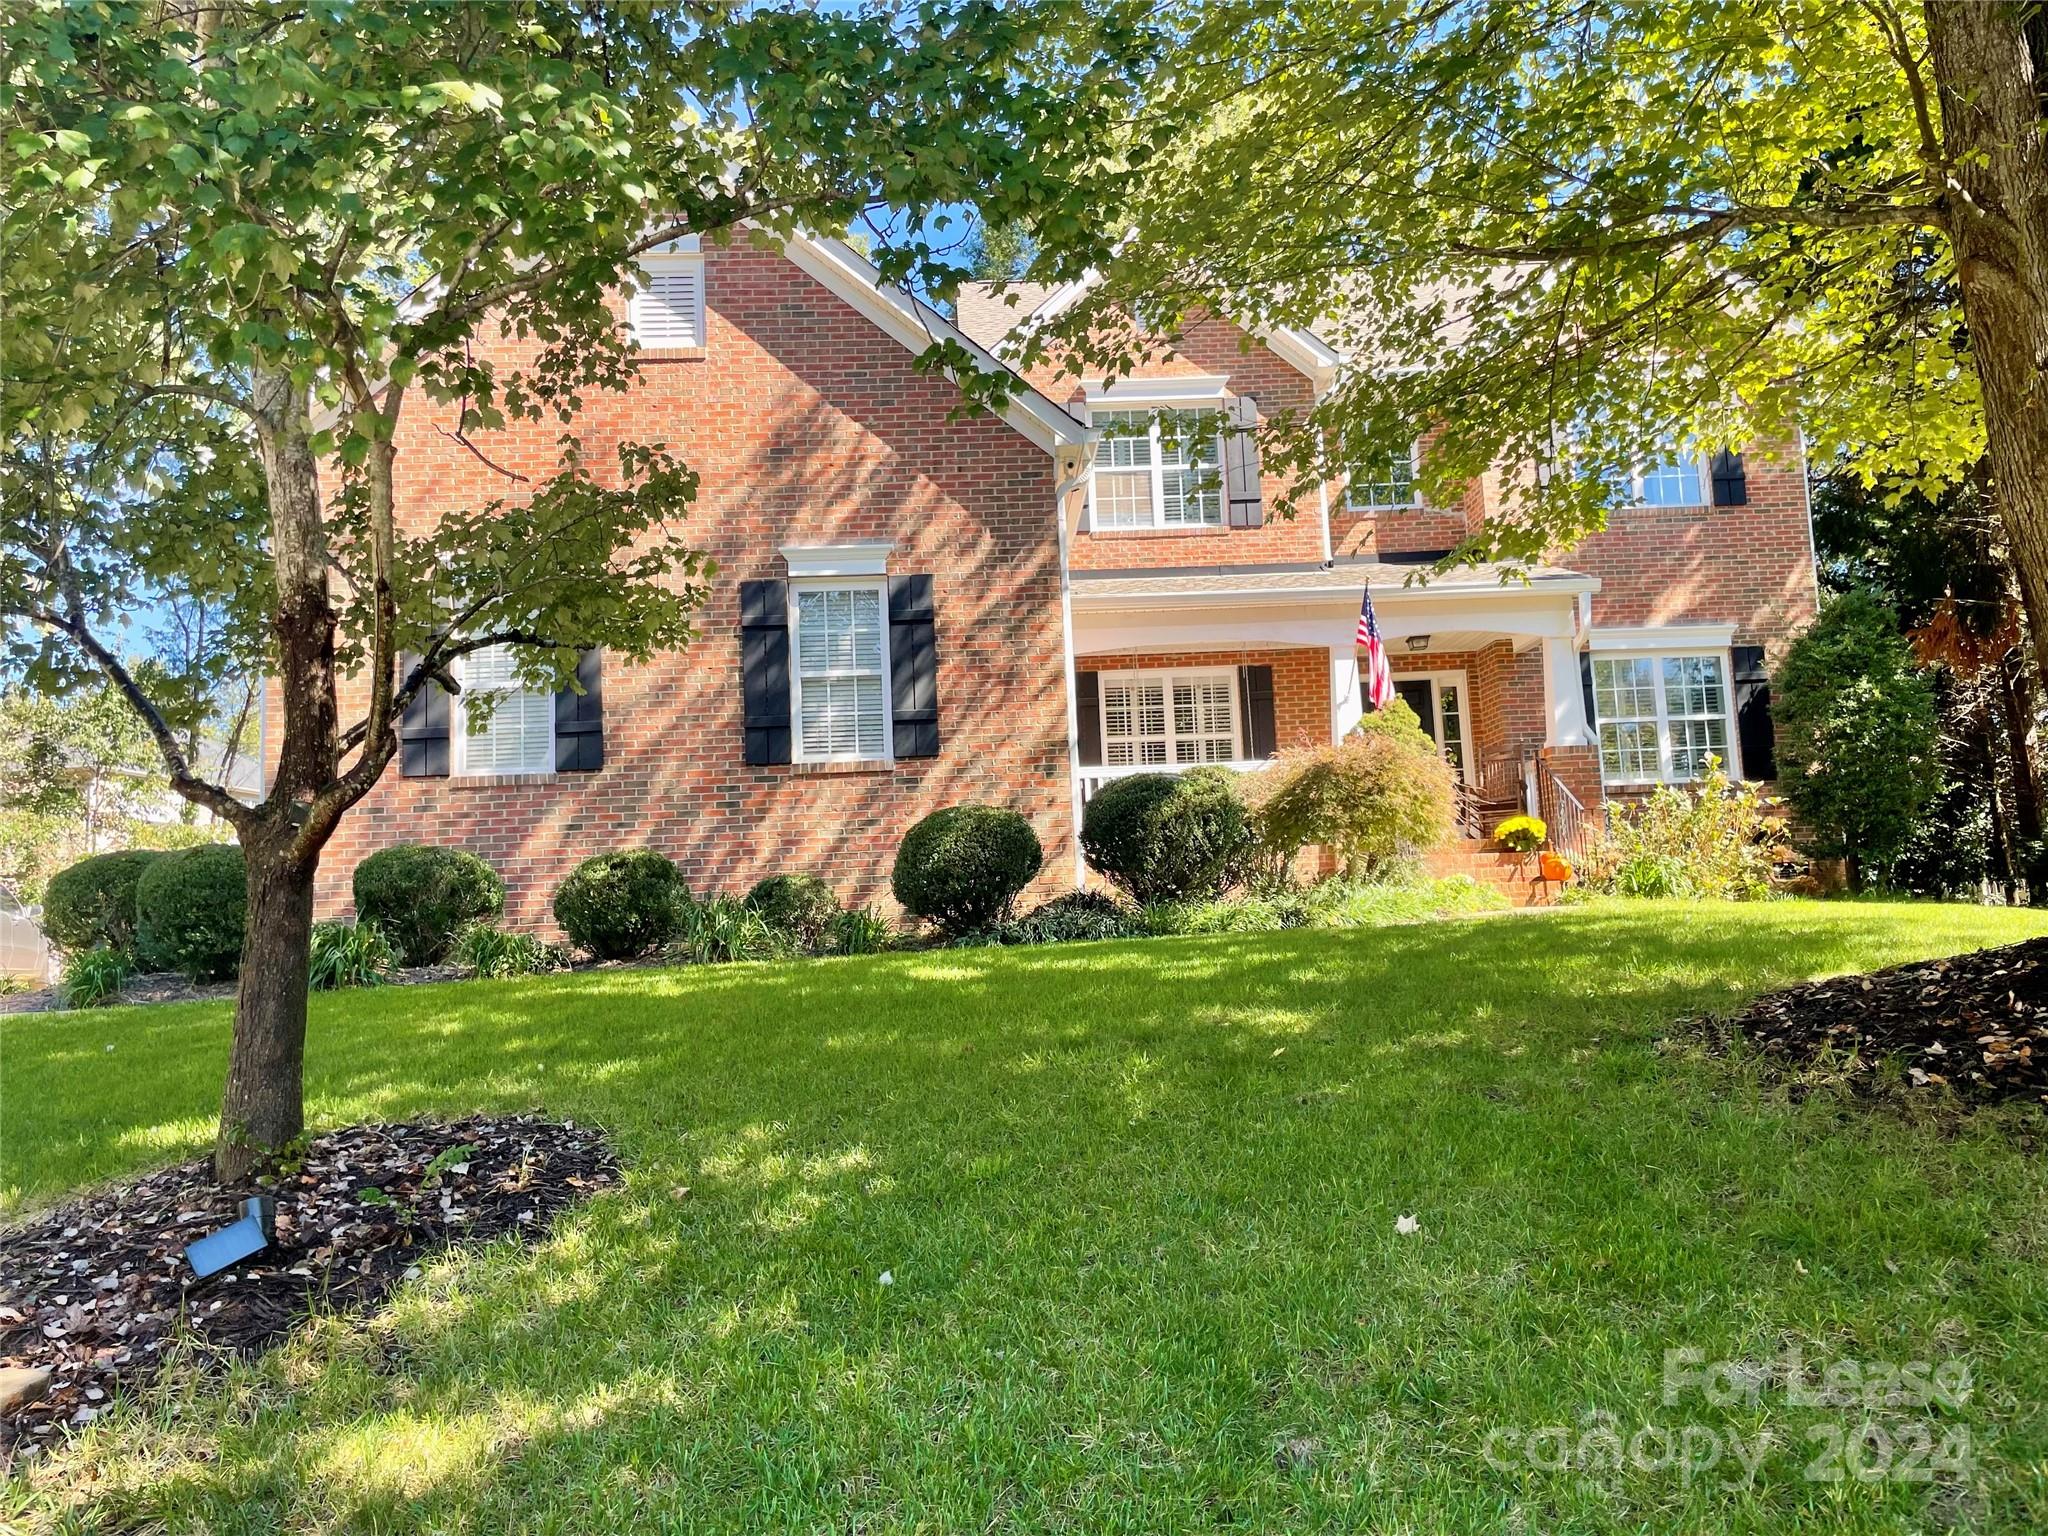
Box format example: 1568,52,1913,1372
1588,623,1736,653
629,237,706,350
1344,440,1424,513
1095,665,1243,766
1083,375,1231,406
781,542,894,579
1615,449,1710,509
1086,406,1229,532
1389,668,1471,781
1589,646,1742,785
788,577,894,765
453,647,555,778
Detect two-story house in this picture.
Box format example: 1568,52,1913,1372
280,231,1818,927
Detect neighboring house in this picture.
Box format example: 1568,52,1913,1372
273,232,1817,929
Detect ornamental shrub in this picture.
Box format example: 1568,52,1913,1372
135,842,246,980
1009,889,1141,945
552,849,687,960
673,896,786,964
1774,589,1941,886
743,874,840,954
308,920,397,990
60,946,132,1008
1243,705,1455,878
891,804,1042,937
454,921,570,979
352,844,505,966
1578,758,1786,901
42,849,163,956
1080,768,1250,904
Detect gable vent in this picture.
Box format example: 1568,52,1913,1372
630,265,704,348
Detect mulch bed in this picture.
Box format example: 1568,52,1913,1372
1,964,469,1015
1690,937,2044,1108
0,1114,618,1462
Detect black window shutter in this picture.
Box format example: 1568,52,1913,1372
1710,449,1749,507
1223,395,1264,528
888,574,939,759
739,579,791,766
1579,651,1599,734
553,649,604,773
1239,664,1278,759
396,651,450,778
1075,669,1103,767
1732,644,1776,780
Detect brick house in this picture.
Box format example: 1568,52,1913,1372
274,231,1817,927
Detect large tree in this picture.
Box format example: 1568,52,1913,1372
1012,0,2048,678
2,0,1138,1178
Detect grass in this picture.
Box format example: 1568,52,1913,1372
5,898,2047,1533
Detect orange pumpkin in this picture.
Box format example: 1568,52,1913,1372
1539,853,1575,883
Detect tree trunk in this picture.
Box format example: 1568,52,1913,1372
216,826,317,1180
1924,3,2048,685
1997,647,2045,899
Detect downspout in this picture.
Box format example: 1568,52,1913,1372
1315,476,1334,564
1053,446,1093,886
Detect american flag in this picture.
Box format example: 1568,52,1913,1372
1357,586,1394,711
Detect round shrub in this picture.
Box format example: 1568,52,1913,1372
1243,713,1455,879
42,849,163,956
743,874,840,953
353,844,505,965
135,842,247,981
552,849,686,960
1080,768,1249,905
891,804,1042,938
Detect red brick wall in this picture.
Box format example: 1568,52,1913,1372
302,241,1073,931
1076,648,1329,752
1561,443,1818,665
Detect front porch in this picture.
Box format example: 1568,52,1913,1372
1067,560,1607,881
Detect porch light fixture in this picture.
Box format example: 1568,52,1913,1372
1405,634,1431,652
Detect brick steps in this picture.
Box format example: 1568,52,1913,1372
1423,839,1552,907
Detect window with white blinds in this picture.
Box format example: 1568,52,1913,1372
793,584,889,761
1088,408,1224,528
1591,652,1733,784
629,261,705,349
1099,669,1239,766
458,644,554,776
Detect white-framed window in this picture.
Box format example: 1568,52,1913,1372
1088,408,1225,528
1590,651,1736,785
629,243,705,349
1344,444,1421,511
790,581,891,762
1098,668,1240,766
457,644,554,777
1614,448,1706,508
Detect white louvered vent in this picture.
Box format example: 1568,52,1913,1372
630,263,704,349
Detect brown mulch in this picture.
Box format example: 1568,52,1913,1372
0,1114,618,1461
1,964,471,1016
1691,937,2044,1108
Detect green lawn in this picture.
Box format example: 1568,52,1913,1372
6,899,2047,1532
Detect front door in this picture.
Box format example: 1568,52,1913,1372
1389,673,1468,778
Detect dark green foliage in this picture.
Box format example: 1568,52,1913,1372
1775,590,1942,883
41,850,162,956
308,921,397,991
891,805,1042,938
135,843,247,981
1080,769,1249,904
673,897,785,964
1010,889,1141,945
60,946,132,1008
553,850,686,960
743,875,840,954
454,922,569,979
826,904,894,956
352,844,505,966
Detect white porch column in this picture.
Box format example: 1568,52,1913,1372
1329,645,1364,741
1541,633,1592,746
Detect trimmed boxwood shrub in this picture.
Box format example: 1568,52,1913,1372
743,874,840,953
891,804,1042,938
553,849,686,960
42,849,163,956
353,844,505,965
1080,768,1249,905
135,842,247,981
